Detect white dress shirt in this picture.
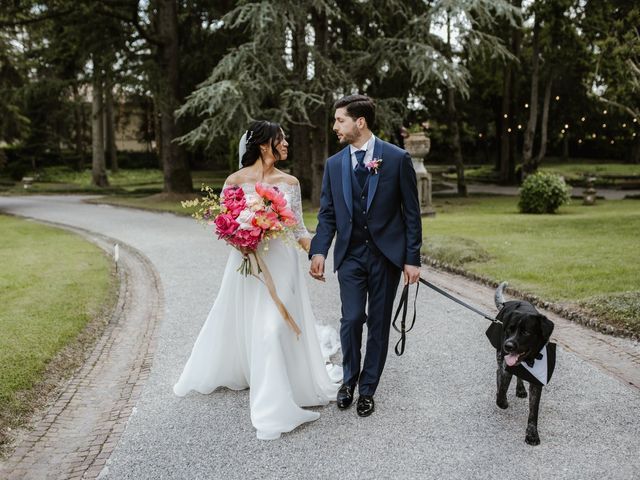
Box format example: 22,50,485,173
349,134,376,170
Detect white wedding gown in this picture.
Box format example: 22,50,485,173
173,182,342,440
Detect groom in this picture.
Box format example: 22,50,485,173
309,95,422,417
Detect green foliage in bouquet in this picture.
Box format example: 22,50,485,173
181,184,221,224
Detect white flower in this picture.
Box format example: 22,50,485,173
245,193,265,212
236,209,255,230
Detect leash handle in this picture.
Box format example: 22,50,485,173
392,277,501,357
392,281,418,356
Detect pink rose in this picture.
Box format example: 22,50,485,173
225,200,246,217
233,227,262,250
214,213,239,237
223,186,246,216
222,185,245,202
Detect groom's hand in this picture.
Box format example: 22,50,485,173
309,255,326,282
403,264,421,285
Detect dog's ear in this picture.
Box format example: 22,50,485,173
538,315,554,342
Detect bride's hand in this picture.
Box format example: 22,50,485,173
298,237,311,253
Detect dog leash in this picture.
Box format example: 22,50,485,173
392,277,502,356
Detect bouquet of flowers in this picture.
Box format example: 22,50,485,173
182,183,302,336
182,183,298,275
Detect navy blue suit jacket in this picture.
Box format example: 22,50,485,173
310,137,422,271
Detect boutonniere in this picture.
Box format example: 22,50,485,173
365,158,382,174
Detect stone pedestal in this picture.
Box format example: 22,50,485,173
583,176,597,205
404,132,435,217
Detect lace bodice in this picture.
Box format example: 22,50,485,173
222,182,311,241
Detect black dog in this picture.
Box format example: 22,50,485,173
491,282,555,446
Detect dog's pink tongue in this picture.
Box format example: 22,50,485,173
505,353,519,367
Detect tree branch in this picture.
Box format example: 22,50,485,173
0,8,73,28
595,96,639,119
93,4,162,46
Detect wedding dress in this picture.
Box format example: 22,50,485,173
173,182,342,440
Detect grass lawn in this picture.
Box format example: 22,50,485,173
0,167,227,195
450,159,640,187
0,215,114,451
422,196,640,333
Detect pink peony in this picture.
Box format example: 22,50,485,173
252,210,280,230
222,186,246,217
214,213,239,237
232,227,262,250
225,200,246,217
255,183,287,209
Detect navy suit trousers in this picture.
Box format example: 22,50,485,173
337,243,402,396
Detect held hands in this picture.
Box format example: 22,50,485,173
309,255,326,282
298,237,311,254
403,264,421,285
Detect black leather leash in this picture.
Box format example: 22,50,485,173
392,277,502,356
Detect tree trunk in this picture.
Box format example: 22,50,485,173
562,134,569,159
152,96,163,168
499,63,512,184
290,124,312,197
310,107,329,207
156,0,192,193
447,87,467,196
631,134,640,163
72,84,86,171
535,73,554,166
91,74,109,187
104,71,118,173
310,10,329,207
522,18,540,177
290,12,312,197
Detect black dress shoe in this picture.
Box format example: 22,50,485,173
356,395,375,417
337,384,354,409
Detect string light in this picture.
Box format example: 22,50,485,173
478,133,483,138
561,129,565,134
555,95,560,101
581,117,586,122
622,123,627,128
610,140,615,144
564,124,569,129
603,109,607,114
634,118,638,123
517,124,522,129
578,139,583,144
602,123,607,128
507,128,512,133
592,133,597,138
525,103,529,108
503,114,508,118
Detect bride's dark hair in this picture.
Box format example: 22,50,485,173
241,120,284,168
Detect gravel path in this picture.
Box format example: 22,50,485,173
1,195,639,480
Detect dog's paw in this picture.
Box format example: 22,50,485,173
516,386,528,398
496,397,509,409
525,425,540,446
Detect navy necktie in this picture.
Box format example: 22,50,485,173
354,150,368,189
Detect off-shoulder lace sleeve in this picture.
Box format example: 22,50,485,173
289,182,311,241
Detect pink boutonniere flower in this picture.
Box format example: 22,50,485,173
365,158,382,174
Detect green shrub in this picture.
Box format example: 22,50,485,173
518,172,571,214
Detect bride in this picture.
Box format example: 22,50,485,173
173,120,341,440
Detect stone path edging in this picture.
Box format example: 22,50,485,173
424,263,640,391
424,256,639,341
0,222,164,480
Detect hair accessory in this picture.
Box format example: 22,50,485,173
246,130,254,143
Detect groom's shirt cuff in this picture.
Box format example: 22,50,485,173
311,254,325,260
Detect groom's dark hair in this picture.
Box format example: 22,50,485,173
334,95,375,129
